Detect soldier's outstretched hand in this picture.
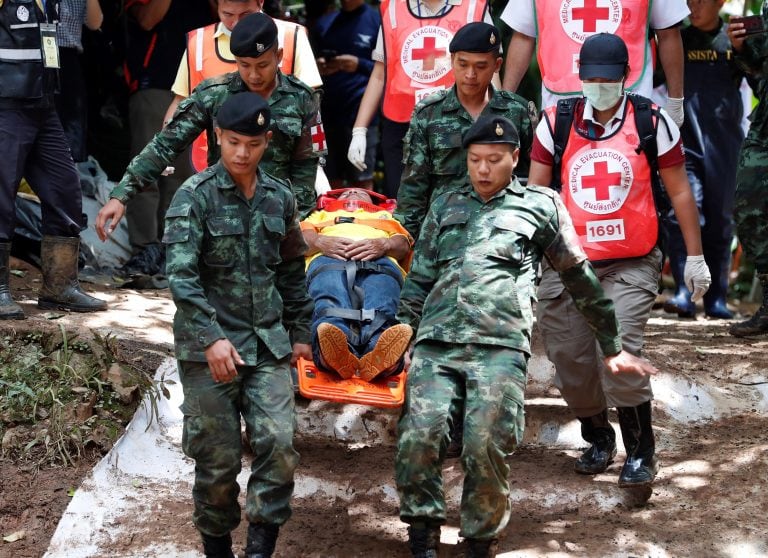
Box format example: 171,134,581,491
95,199,127,241
603,350,658,377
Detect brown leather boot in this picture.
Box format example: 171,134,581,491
0,241,24,320
37,236,107,312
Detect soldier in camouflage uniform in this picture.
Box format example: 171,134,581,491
395,116,657,558
95,12,325,243
728,4,768,336
164,93,313,558
394,22,536,241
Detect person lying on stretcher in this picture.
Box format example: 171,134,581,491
300,188,414,381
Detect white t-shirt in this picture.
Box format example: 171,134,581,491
372,0,494,62
534,96,681,157
500,0,690,108
171,20,322,97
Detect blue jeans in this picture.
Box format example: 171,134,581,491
308,255,402,363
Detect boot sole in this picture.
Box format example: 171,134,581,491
662,301,695,318
574,458,614,475
359,324,413,382
317,323,360,379
0,312,26,320
38,300,107,313
728,325,768,337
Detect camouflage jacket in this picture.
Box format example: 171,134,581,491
111,71,324,217
164,162,313,363
733,2,768,143
395,85,537,240
396,179,622,356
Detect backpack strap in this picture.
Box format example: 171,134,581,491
550,97,579,192
627,93,674,255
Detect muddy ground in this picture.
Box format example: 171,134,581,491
1,256,767,558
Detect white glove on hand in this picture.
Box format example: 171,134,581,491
665,97,685,128
347,127,368,172
684,255,711,302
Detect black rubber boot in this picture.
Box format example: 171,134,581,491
0,241,24,320
466,537,499,558
574,409,617,474
703,250,733,319
245,522,280,558
663,251,695,318
201,532,235,558
407,524,441,558
730,274,768,337
616,401,659,487
37,236,107,312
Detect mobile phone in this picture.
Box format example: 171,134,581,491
730,15,765,36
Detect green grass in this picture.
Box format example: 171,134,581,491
0,326,165,467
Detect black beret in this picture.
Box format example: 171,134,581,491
216,92,271,136
462,116,519,148
230,12,278,58
449,22,501,54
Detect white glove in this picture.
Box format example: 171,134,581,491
684,255,711,302
161,166,175,176
347,127,368,172
665,97,685,128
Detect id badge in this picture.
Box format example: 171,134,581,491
40,23,60,69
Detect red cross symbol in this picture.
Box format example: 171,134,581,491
411,36,446,71
311,124,326,152
581,161,621,201
572,0,609,33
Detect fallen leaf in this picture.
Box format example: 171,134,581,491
43,312,65,320
3,530,26,543
9,270,25,277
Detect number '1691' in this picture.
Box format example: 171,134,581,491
586,219,626,243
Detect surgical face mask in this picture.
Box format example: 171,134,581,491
581,81,624,111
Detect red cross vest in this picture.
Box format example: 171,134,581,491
544,101,658,262
381,0,487,123
535,0,651,97
187,21,298,171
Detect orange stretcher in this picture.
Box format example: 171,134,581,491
295,357,407,408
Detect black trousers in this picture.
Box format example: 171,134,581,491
0,103,83,240
379,116,410,199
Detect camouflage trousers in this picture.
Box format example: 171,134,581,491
734,137,768,274
178,357,299,537
395,341,527,540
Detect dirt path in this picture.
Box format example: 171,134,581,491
2,257,768,557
